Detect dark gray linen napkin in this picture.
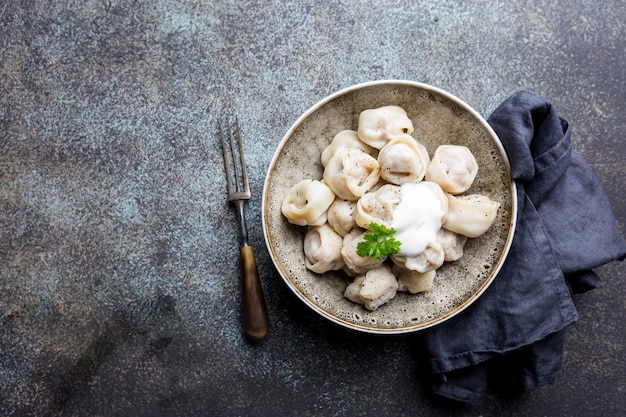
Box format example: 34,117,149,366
416,91,626,404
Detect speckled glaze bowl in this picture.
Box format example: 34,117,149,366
262,80,517,334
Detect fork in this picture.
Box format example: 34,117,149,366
218,117,269,342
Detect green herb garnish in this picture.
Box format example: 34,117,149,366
356,223,401,260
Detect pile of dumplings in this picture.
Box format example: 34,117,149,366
281,105,500,311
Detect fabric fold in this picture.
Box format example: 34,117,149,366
416,91,626,404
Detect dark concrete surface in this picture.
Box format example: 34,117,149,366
1,1,624,416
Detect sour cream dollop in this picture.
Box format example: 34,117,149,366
391,183,444,256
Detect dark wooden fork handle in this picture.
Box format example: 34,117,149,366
240,245,269,342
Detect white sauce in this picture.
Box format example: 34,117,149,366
391,183,444,256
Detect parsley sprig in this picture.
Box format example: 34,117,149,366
356,223,401,260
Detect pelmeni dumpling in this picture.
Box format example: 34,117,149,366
378,134,430,184
343,264,398,310
341,229,386,274
357,106,414,149
392,264,436,294
443,193,500,238
327,198,357,237
343,276,366,304
281,179,335,226
321,130,378,167
436,227,468,262
391,241,445,273
355,184,401,229
304,223,345,274
425,145,478,194
323,148,380,201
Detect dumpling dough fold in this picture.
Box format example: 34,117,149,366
323,148,380,201
391,241,445,273
393,265,436,294
378,134,430,184
343,265,398,310
304,223,345,274
357,105,414,149
355,184,401,229
327,198,357,236
443,193,500,238
341,229,386,274
281,179,335,226
425,145,478,194
321,130,378,167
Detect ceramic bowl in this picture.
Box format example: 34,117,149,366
262,80,516,334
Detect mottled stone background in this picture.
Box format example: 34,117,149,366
1,1,624,416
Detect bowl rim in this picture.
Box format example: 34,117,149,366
262,79,517,334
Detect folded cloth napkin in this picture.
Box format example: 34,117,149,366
415,91,626,404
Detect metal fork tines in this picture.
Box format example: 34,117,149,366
219,118,251,244
218,117,269,342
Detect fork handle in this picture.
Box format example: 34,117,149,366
240,244,269,342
